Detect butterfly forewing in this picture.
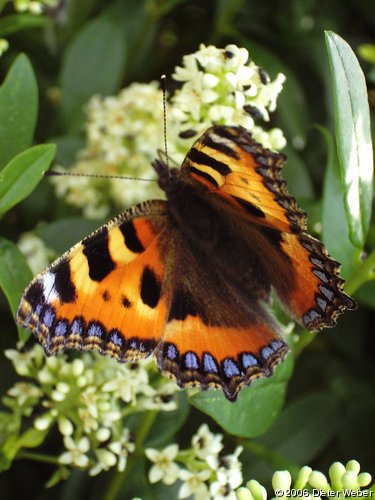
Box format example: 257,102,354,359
181,125,356,330
17,200,170,361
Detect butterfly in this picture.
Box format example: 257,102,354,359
16,125,356,401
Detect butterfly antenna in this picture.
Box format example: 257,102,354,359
44,171,156,182
161,74,169,169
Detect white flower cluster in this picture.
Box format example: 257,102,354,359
54,44,286,217
145,423,243,499
3,344,178,477
18,232,56,274
145,444,373,500
171,43,286,153
51,82,164,218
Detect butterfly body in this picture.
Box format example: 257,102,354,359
16,125,356,401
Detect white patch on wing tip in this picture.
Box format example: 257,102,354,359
42,272,59,302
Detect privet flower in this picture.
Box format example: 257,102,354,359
53,44,286,217
145,424,243,499
18,232,56,274
1,344,177,480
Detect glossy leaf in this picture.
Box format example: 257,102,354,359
145,392,190,448
0,144,56,214
0,238,32,341
282,145,314,200
259,392,339,464
325,31,374,248
321,127,356,278
191,354,294,438
60,5,127,133
37,217,103,254
0,54,38,168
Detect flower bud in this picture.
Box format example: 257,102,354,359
309,471,329,491
272,471,292,492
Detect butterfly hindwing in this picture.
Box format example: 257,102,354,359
154,232,289,401
17,200,170,361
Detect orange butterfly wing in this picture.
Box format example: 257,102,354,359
181,126,356,330
17,195,289,401
17,200,170,361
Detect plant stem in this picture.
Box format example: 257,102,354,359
16,450,61,465
345,250,375,295
103,410,158,500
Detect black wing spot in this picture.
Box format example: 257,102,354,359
140,266,161,308
121,295,132,308
24,281,44,309
82,228,115,282
53,260,77,303
120,220,144,253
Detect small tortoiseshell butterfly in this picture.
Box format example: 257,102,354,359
16,126,356,401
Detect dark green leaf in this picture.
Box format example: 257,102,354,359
259,392,339,464
243,39,310,151
0,412,21,472
52,135,85,166
0,14,49,37
0,237,32,341
37,217,104,254
60,5,127,133
320,127,356,278
339,397,375,468
191,354,294,438
145,392,190,448
0,54,38,169
325,31,374,248
283,145,314,200
0,144,56,214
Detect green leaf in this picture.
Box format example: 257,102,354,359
320,127,357,278
282,145,314,200
0,54,38,169
258,392,339,464
243,39,310,151
37,217,104,254
60,5,128,133
0,14,49,37
45,467,70,488
191,354,294,438
0,237,32,341
325,31,374,249
145,392,190,448
17,427,49,448
0,144,56,214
